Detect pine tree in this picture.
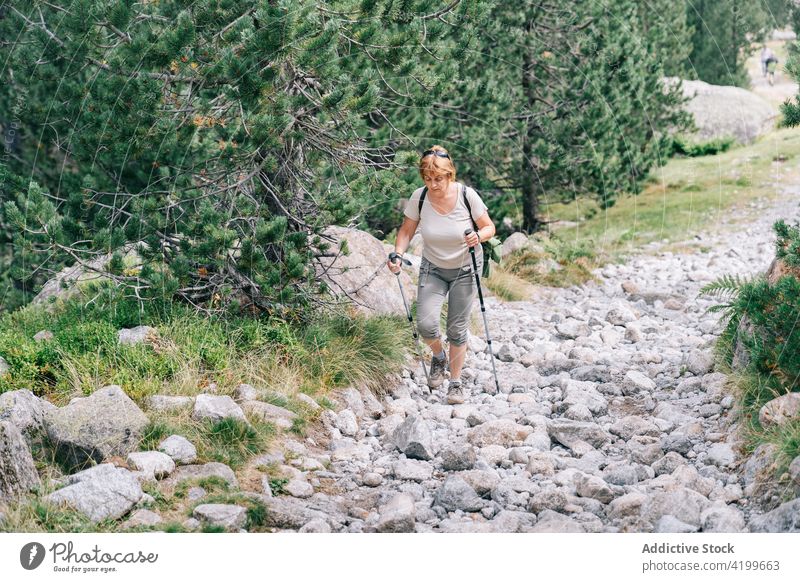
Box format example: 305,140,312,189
686,0,770,87
0,0,487,315
377,0,690,233
636,0,694,78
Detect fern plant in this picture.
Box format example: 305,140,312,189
700,274,755,317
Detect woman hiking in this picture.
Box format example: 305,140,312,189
387,145,496,405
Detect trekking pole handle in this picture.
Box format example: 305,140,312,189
464,228,480,247
388,252,412,267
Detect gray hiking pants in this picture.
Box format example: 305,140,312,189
416,255,482,346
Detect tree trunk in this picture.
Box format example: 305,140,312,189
521,40,541,233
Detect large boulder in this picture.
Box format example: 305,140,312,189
315,225,416,316
31,243,144,309
759,393,800,429
45,385,149,471
674,78,777,144
0,421,41,500
45,464,143,522
501,232,530,259
0,389,57,445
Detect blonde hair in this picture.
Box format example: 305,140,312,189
418,145,456,182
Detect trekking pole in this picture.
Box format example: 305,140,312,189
388,252,430,386
464,229,500,393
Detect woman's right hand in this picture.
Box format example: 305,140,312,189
387,255,402,274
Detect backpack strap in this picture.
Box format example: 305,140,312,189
417,186,428,217
461,183,479,233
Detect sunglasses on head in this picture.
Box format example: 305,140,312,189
422,150,450,159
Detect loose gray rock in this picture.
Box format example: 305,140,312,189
376,492,416,533
601,462,639,486
158,435,197,465
163,462,238,489
685,351,714,375
0,389,56,443
640,488,712,528
233,383,258,402
127,451,176,480
188,487,206,501
123,509,163,529
528,489,569,514
547,418,612,449
34,330,53,342
363,472,383,487
608,492,647,520
336,409,359,437
576,473,615,504
193,504,248,531
501,232,530,258
299,518,332,533
622,370,655,395
652,452,687,476
0,356,9,376
46,464,143,522
433,475,484,512
391,415,436,460
530,509,586,532
458,469,501,496
748,498,800,532
467,419,533,447
296,393,322,411
192,394,247,424
45,385,149,471
440,443,477,472
655,515,699,533
118,326,158,346
705,443,736,468
758,393,800,429
241,401,297,429
393,458,434,482
262,497,330,529
701,503,746,532
609,416,660,440
285,479,314,498
0,421,41,500
145,395,194,412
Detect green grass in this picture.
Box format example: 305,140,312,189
540,128,800,261
483,266,535,301
500,233,603,289
0,283,411,405
140,414,275,471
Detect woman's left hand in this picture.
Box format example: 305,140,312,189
464,230,481,248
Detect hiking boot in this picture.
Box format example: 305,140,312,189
446,379,466,405
428,352,448,388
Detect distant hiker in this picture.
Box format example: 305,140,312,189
761,46,777,77
387,145,497,404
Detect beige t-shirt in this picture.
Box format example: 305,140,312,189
403,183,488,269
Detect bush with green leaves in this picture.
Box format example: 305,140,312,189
702,220,800,410
671,136,734,158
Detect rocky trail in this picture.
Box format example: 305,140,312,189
3,190,798,534
266,189,800,533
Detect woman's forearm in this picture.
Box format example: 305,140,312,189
394,228,412,255
477,224,495,242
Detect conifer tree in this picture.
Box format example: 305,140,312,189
686,0,769,86
0,0,487,315
385,0,689,232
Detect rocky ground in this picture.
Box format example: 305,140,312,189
3,192,800,533
276,190,800,533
